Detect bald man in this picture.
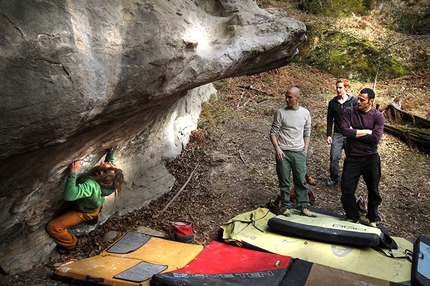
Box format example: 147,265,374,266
270,87,316,217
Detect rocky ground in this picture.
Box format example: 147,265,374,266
1,63,429,286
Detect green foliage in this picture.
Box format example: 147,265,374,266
297,0,375,16
390,9,430,35
199,92,247,130
199,95,219,129
313,122,326,138
197,118,210,129
295,26,409,81
219,190,230,197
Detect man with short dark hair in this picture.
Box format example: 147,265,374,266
340,88,384,226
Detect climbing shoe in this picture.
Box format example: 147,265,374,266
347,218,360,224
301,208,317,217
56,245,70,255
369,222,377,227
282,208,291,217
87,215,99,225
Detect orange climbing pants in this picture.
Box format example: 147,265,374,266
46,207,101,250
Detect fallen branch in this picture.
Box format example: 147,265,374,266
238,150,246,164
158,164,199,214
238,85,272,95
241,98,252,109
237,90,245,108
401,185,414,193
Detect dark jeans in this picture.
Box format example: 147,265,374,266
329,133,346,181
341,154,382,222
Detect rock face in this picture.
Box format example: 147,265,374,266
0,0,306,274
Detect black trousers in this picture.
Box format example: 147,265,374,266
341,154,382,222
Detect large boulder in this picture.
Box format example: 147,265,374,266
0,0,306,274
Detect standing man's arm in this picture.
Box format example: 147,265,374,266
270,135,284,162
341,109,375,138
341,107,361,138
304,110,311,153
358,112,385,143
270,111,285,162
303,136,310,154
326,101,333,144
355,129,373,137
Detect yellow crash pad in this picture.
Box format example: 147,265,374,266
54,232,204,285
220,208,413,284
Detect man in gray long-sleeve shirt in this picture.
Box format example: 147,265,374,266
340,88,385,226
270,87,315,217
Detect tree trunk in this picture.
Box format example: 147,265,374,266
381,103,430,152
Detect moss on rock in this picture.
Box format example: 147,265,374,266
295,26,409,81
297,0,378,16
390,9,430,35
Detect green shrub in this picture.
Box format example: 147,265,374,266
391,9,430,35
297,0,376,16
295,26,409,81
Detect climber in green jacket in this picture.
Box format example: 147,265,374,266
47,146,124,254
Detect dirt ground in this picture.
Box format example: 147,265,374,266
1,63,429,286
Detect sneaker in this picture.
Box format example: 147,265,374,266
301,208,317,217
347,218,360,224
326,180,338,187
282,208,291,217
369,222,377,227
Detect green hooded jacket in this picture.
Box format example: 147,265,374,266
64,151,116,212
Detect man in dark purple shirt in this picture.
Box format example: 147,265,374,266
340,88,385,227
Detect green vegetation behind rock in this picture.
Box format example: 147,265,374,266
295,25,409,81
390,8,430,35
297,0,377,16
